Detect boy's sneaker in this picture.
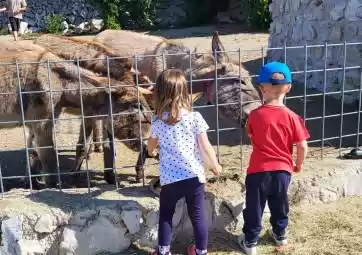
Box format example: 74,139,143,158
268,228,288,246
238,234,257,255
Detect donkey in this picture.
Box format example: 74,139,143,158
94,30,262,125
94,30,262,183
34,34,141,153
0,42,153,187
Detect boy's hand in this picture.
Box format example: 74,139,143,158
212,164,222,177
294,164,303,172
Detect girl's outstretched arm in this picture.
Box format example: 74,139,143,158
147,137,159,157
197,132,222,176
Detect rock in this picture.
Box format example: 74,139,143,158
60,211,131,254
1,216,22,254
145,210,159,228
59,227,78,255
2,157,361,254
120,209,142,234
89,18,104,33
34,214,56,234
61,21,69,32
75,22,89,34
28,27,42,33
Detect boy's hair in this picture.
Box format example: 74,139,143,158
154,69,191,125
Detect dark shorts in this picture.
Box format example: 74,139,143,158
9,17,21,32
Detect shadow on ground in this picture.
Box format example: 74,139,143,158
0,149,156,192
145,24,268,40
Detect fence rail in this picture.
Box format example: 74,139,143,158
0,41,361,198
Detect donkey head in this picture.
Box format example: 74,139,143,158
189,31,262,126
83,73,153,152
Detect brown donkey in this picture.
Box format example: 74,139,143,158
94,30,262,184
94,30,262,125
34,34,142,154
0,41,153,188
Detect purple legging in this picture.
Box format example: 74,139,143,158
158,177,208,252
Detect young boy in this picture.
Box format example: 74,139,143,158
238,61,310,255
0,0,27,41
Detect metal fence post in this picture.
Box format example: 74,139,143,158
15,60,33,191
76,58,91,194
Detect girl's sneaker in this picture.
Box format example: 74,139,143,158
238,234,257,255
148,247,172,255
148,252,171,255
268,228,288,246
187,245,207,255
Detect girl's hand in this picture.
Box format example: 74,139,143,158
212,164,222,177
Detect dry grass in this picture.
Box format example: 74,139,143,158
209,196,362,255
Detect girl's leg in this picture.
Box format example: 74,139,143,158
185,178,208,254
158,183,182,254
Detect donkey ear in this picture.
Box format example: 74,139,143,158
193,47,203,59
211,31,230,64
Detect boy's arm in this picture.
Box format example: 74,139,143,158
0,7,6,12
292,114,310,172
294,140,308,172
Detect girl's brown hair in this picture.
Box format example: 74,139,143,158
154,69,191,124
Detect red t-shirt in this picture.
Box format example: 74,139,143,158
247,104,310,175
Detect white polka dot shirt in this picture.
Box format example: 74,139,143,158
150,110,209,186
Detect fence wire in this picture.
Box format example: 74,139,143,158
0,41,361,197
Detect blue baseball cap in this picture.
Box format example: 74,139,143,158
257,61,292,85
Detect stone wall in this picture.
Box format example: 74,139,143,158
0,0,101,32
0,157,361,254
268,0,362,104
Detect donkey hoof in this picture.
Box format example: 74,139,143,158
104,171,116,185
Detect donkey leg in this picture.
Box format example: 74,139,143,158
135,142,160,184
92,119,103,153
32,123,58,188
135,142,148,183
75,118,94,171
25,128,45,189
103,128,116,185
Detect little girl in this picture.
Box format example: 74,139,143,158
147,69,222,255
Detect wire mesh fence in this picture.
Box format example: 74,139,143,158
0,41,361,198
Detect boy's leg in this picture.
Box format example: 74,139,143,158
267,171,291,244
242,172,271,244
158,182,182,254
185,178,208,254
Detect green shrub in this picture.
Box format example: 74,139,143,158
45,14,64,34
91,0,159,29
248,0,271,30
104,14,121,30
185,0,213,26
